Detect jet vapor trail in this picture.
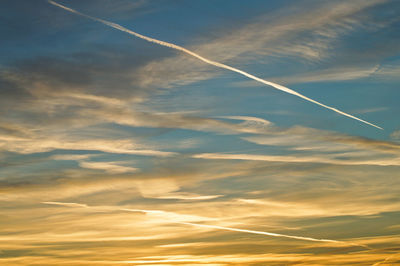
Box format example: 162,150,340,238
180,222,339,243
43,201,365,246
48,0,382,130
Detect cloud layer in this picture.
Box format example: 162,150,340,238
1,0,400,265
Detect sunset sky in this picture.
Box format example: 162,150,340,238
1,0,400,265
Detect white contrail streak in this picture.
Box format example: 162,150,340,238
179,222,339,243
42,201,365,246
48,0,382,130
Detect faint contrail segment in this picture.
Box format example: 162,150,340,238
48,0,382,130
179,222,340,243
43,201,366,246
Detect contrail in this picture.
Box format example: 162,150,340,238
48,0,382,130
43,201,365,246
179,222,339,243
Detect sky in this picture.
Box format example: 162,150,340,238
1,0,400,265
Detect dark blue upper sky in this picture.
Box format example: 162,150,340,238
2,0,399,138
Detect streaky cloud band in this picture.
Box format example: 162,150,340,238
42,201,368,247
48,0,383,130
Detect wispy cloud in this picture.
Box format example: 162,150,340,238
135,0,391,91
193,152,400,166
79,161,138,174
192,118,400,166
51,154,95,161
236,65,381,86
48,0,383,130
145,192,222,201
235,62,400,87
43,201,360,245
391,130,400,140
1,137,176,157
